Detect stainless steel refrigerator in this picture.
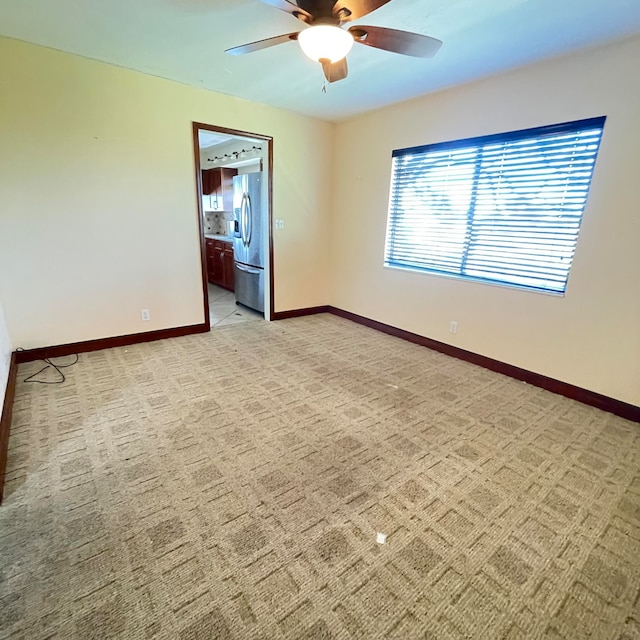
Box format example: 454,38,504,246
233,172,264,313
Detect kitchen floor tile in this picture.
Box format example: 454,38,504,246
208,283,263,328
208,283,231,302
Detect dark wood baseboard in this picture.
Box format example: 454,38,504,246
15,322,210,364
327,307,640,423
272,306,330,320
0,353,18,504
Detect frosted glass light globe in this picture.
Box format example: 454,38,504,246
298,25,354,63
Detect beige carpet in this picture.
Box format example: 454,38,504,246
1,314,640,639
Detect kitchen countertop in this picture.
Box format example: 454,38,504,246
204,234,234,242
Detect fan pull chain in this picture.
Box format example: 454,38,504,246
322,81,327,93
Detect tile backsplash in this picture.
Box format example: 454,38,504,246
204,211,226,234
204,211,235,236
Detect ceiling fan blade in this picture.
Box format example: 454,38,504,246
260,0,313,23
332,0,391,22
225,32,300,56
320,57,349,83
349,25,442,57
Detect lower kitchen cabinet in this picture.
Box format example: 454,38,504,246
206,238,234,291
222,244,234,291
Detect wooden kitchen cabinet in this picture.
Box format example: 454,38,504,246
205,238,216,284
201,168,237,212
222,244,234,291
206,238,234,291
201,169,220,196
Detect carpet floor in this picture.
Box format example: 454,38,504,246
1,314,639,639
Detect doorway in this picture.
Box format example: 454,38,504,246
192,122,273,328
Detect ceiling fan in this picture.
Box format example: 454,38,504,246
226,0,442,84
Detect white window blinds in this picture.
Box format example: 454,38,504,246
385,116,606,294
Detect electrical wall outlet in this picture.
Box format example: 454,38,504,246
141,309,151,322
275,219,285,230
450,321,458,334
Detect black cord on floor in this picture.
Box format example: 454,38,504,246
15,348,79,384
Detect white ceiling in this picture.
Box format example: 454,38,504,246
198,129,258,150
2,0,640,123
198,130,233,149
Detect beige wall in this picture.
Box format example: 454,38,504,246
0,37,332,348
2,35,638,407
0,301,11,409
330,35,640,406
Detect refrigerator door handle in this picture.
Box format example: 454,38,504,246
235,263,261,275
243,193,251,247
244,193,250,247
240,194,247,246
245,192,252,247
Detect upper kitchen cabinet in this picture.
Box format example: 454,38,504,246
202,168,221,197
202,168,238,212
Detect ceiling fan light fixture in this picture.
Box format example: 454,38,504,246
298,25,354,63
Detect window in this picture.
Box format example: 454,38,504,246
384,116,606,294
